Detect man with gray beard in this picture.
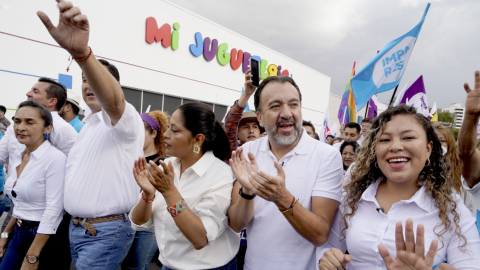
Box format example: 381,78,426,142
227,76,343,270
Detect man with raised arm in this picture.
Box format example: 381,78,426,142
228,75,343,270
37,1,144,269
458,70,480,218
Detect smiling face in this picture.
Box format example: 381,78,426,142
238,122,260,144
26,82,53,108
342,145,356,169
163,109,201,159
14,106,52,149
376,114,432,184
257,81,302,146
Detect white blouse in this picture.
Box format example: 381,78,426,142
317,177,480,270
4,141,66,234
130,151,240,270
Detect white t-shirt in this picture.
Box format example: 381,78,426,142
131,151,239,269
64,103,144,218
241,130,343,270
317,178,480,269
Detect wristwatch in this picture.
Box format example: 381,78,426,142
239,187,256,200
0,233,9,239
26,255,39,264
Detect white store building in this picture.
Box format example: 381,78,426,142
0,0,332,130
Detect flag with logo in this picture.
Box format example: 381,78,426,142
396,75,429,117
429,102,438,122
321,108,331,142
338,62,357,124
351,3,430,110
367,95,378,118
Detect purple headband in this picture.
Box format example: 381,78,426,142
141,114,159,132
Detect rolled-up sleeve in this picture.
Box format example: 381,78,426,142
129,193,154,231
38,152,66,234
194,167,234,246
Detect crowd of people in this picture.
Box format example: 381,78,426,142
0,1,479,270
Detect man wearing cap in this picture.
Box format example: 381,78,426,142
59,89,85,133
224,69,264,152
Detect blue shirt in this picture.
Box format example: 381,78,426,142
69,115,84,133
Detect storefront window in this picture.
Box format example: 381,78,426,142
143,92,163,112
163,95,182,116
122,87,142,113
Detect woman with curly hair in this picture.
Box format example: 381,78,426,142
433,122,475,214
122,110,169,270
318,105,480,270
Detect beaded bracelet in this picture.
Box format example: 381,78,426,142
141,192,155,203
167,198,188,217
279,196,298,216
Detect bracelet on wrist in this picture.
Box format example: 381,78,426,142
67,46,93,72
279,196,298,216
167,198,188,217
239,186,256,200
141,191,155,203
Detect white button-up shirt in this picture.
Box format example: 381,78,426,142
241,130,343,270
64,103,144,218
464,179,480,218
317,178,480,270
0,111,77,171
130,151,239,270
4,141,66,234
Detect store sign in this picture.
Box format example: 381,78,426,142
145,17,291,78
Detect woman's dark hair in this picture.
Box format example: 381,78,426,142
178,103,231,160
343,104,466,250
340,141,359,170
17,101,53,128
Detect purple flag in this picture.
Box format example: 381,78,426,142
367,95,378,118
397,75,429,117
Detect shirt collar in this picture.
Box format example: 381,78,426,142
190,151,215,177
50,111,59,116
260,129,311,155
360,177,435,213
17,140,51,161
83,110,102,124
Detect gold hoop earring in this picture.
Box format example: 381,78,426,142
425,159,430,167
375,161,379,168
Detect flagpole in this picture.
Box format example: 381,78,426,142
388,85,400,107
364,100,369,118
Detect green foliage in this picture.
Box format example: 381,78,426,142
453,129,459,140
438,111,454,123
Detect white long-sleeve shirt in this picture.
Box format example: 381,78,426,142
4,141,66,234
130,151,239,270
317,177,480,270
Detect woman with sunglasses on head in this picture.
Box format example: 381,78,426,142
0,101,67,270
130,103,239,270
122,110,168,270
318,105,480,270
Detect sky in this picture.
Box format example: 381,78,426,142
174,0,480,110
